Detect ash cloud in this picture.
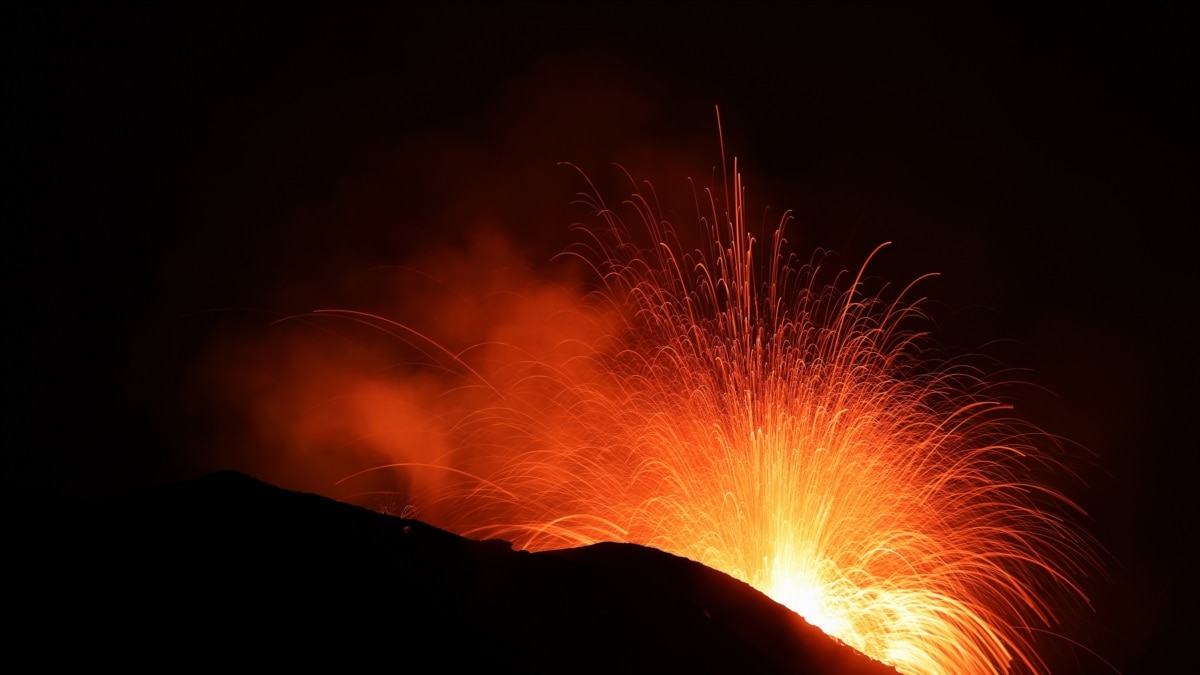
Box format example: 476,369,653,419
165,55,724,508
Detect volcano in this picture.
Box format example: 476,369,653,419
8,5,1190,673
13,470,899,673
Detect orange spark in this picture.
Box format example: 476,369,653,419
319,144,1096,675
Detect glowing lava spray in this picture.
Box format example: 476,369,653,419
328,135,1096,675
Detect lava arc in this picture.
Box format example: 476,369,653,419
327,140,1096,675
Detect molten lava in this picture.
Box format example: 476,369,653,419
311,147,1095,674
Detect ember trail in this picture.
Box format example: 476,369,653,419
331,145,1095,675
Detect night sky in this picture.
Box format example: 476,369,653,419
7,3,1194,673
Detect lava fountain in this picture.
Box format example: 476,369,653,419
317,135,1097,675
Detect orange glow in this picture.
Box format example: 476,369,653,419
282,143,1095,674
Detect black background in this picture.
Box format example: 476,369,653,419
7,3,1194,673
